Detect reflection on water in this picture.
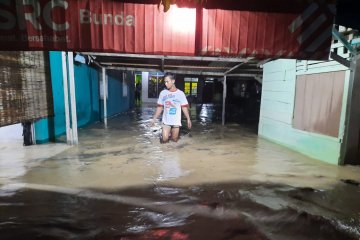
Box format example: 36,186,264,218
0,140,69,181
1,104,360,239
1,182,359,239
157,153,189,181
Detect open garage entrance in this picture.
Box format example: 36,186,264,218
83,52,264,130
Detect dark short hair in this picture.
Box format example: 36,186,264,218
164,72,175,80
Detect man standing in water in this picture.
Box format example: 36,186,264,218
151,72,192,143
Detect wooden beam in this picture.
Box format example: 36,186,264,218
81,52,249,63
224,62,245,75
105,66,261,77
103,62,159,67
257,58,273,68
330,52,350,68
227,73,262,78
104,62,229,69
89,55,104,68
332,27,356,54
166,65,228,69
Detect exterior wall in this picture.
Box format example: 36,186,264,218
35,51,70,143
35,52,134,143
100,70,133,118
74,62,101,127
0,124,22,140
141,72,155,103
259,59,350,165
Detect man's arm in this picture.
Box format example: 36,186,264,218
151,106,163,126
181,106,192,129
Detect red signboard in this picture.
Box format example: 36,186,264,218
0,1,196,55
0,0,335,59
200,4,335,59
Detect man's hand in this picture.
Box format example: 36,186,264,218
187,119,192,129
151,106,163,127
181,106,191,129
150,119,156,127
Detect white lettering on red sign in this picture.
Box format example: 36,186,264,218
80,9,135,26
0,0,69,31
0,0,135,31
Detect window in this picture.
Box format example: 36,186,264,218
184,77,198,97
148,73,164,98
293,71,345,137
184,82,191,95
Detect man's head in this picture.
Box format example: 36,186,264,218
164,72,176,90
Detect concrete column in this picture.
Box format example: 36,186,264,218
67,52,78,145
102,67,108,128
31,122,36,144
61,52,72,145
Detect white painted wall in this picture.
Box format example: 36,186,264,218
0,124,23,140
141,72,157,103
258,58,350,165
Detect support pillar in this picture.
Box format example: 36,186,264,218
67,52,78,145
102,67,108,128
222,76,227,126
340,54,360,165
61,52,72,144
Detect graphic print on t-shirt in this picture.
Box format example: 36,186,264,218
157,90,188,126
169,108,176,115
165,100,177,115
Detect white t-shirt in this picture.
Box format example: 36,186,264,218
157,89,189,126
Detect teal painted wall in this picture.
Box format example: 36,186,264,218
35,53,135,143
35,52,101,143
100,70,134,118
35,51,67,143
74,63,100,126
258,59,349,165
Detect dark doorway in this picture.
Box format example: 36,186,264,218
202,78,217,103
226,79,262,127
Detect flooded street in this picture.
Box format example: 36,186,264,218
1,104,360,239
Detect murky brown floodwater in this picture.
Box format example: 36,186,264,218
1,104,360,239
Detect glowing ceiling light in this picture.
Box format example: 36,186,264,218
166,5,196,34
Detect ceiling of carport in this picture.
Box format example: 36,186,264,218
81,52,264,78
